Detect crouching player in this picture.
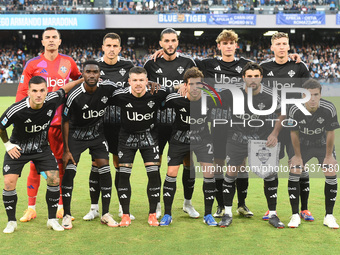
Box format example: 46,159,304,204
0,76,81,233
108,66,168,227
159,67,217,226
288,79,339,229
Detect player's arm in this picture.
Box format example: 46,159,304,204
290,130,303,168
151,49,164,61
266,114,285,147
15,65,33,102
323,130,337,168
288,53,301,63
0,128,21,159
61,118,76,169
62,78,84,94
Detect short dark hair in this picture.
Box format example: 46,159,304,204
129,66,147,77
160,28,178,40
302,79,322,92
242,62,263,76
42,27,61,39
83,60,100,70
29,76,47,87
183,67,204,84
103,32,121,45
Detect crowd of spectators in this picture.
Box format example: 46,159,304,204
0,0,338,14
1,42,340,84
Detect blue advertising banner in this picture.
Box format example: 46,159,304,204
336,14,340,25
158,14,207,23
0,14,105,30
207,14,256,25
276,14,325,25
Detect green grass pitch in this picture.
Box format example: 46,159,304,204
0,96,340,255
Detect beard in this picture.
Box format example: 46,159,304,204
163,47,176,56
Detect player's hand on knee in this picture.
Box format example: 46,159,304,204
290,156,303,172
62,151,76,169
4,141,21,159
265,134,278,147
322,156,338,173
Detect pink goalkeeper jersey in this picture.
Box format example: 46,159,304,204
16,52,81,126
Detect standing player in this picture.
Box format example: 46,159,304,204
0,76,81,233
61,60,119,230
195,30,252,218
287,79,339,229
159,67,217,227
108,67,168,227
219,62,285,228
16,27,82,222
82,33,135,221
260,32,311,221
144,28,198,219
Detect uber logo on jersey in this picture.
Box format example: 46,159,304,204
127,111,155,121
181,115,207,125
83,109,106,119
156,77,182,87
25,120,51,133
300,127,325,135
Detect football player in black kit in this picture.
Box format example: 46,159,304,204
159,67,217,227
0,76,82,233
218,62,286,229
61,60,119,230
83,33,136,222
287,79,339,229
144,28,198,219
260,32,311,221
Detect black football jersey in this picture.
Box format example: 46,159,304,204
0,89,65,153
97,57,134,124
144,53,196,124
108,86,168,133
288,98,340,147
63,81,118,140
260,58,310,99
228,85,281,144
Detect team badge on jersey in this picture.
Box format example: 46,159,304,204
258,103,265,110
101,96,108,104
3,165,10,172
235,66,242,73
288,70,295,77
177,66,184,74
317,117,324,124
119,68,126,76
1,117,8,126
47,110,53,117
60,66,67,73
118,151,124,158
147,101,155,108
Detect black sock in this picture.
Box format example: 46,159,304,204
264,176,278,211
114,168,119,194
46,185,60,219
61,164,77,216
163,175,177,216
236,172,249,207
215,174,224,208
288,173,300,214
118,167,131,215
222,174,236,207
182,166,195,200
98,165,112,215
325,175,337,215
300,171,310,211
203,178,216,216
3,189,17,221
146,166,161,214
89,166,100,205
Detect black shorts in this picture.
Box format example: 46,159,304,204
3,146,58,176
287,143,336,164
104,124,120,155
158,124,173,155
211,123,228,160
225,141,248,166
68,136,109,164
278,128,291,159
118,129,160,164
167,138,214,166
